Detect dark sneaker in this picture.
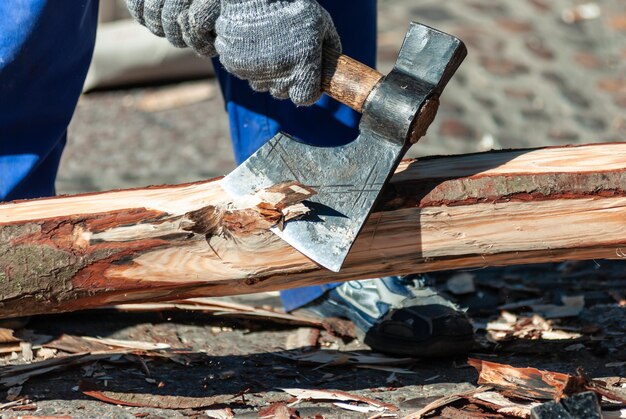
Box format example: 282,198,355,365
299,275,474,357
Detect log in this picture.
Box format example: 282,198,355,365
2,143,626,319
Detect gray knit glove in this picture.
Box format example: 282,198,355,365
125,0,220,57
215,0,342,106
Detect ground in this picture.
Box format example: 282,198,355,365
3,0,626,418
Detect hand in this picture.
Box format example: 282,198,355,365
215,0,342,106
125,0,220,57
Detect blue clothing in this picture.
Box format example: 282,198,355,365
212,0,377,311
0,0,376,312
0,0,99,200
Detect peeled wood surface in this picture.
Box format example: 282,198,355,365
2,143,626,318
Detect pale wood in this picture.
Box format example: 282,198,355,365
2,143,626,318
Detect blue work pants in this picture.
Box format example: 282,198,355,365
0,0,98,201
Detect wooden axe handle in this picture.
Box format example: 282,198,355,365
321,49,384,113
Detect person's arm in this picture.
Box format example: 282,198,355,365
125,0,221,57
125,0,340,106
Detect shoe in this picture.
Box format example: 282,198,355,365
299,275,474,357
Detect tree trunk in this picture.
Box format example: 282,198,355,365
2,143,626,319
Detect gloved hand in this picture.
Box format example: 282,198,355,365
215,0,342,106
125,0,220,57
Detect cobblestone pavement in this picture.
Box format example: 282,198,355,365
6,262,626,418
9,0,626,418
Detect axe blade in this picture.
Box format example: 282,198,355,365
220,130,402,272
221,22,466,271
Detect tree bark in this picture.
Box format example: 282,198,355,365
2,143,626,319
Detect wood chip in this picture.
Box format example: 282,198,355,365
0,328,20,343
471,391,540,417
541,330,582,340
0,343,23,354
115,298,327,329
0,399,28,410
439,405,494,418
82,385,241,409
20,342,33,362
36,347,58,360
205,407,236,419
82,337,170,351
486,312,583,343
468,358,586,400
469,358,626,404
44,334,115,353
258,403,297,419
367,413,397,419
281,388,397,411
402,386,491,419
10,403,37,412
0,352,129,388
334,402,384,413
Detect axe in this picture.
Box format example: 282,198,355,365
221,22,467,272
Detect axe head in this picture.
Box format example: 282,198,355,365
221,22,466,272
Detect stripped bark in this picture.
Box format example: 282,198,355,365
2,143,626,318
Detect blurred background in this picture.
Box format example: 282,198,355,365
59,0,626,194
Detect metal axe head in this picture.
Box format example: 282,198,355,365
221,22,467,272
